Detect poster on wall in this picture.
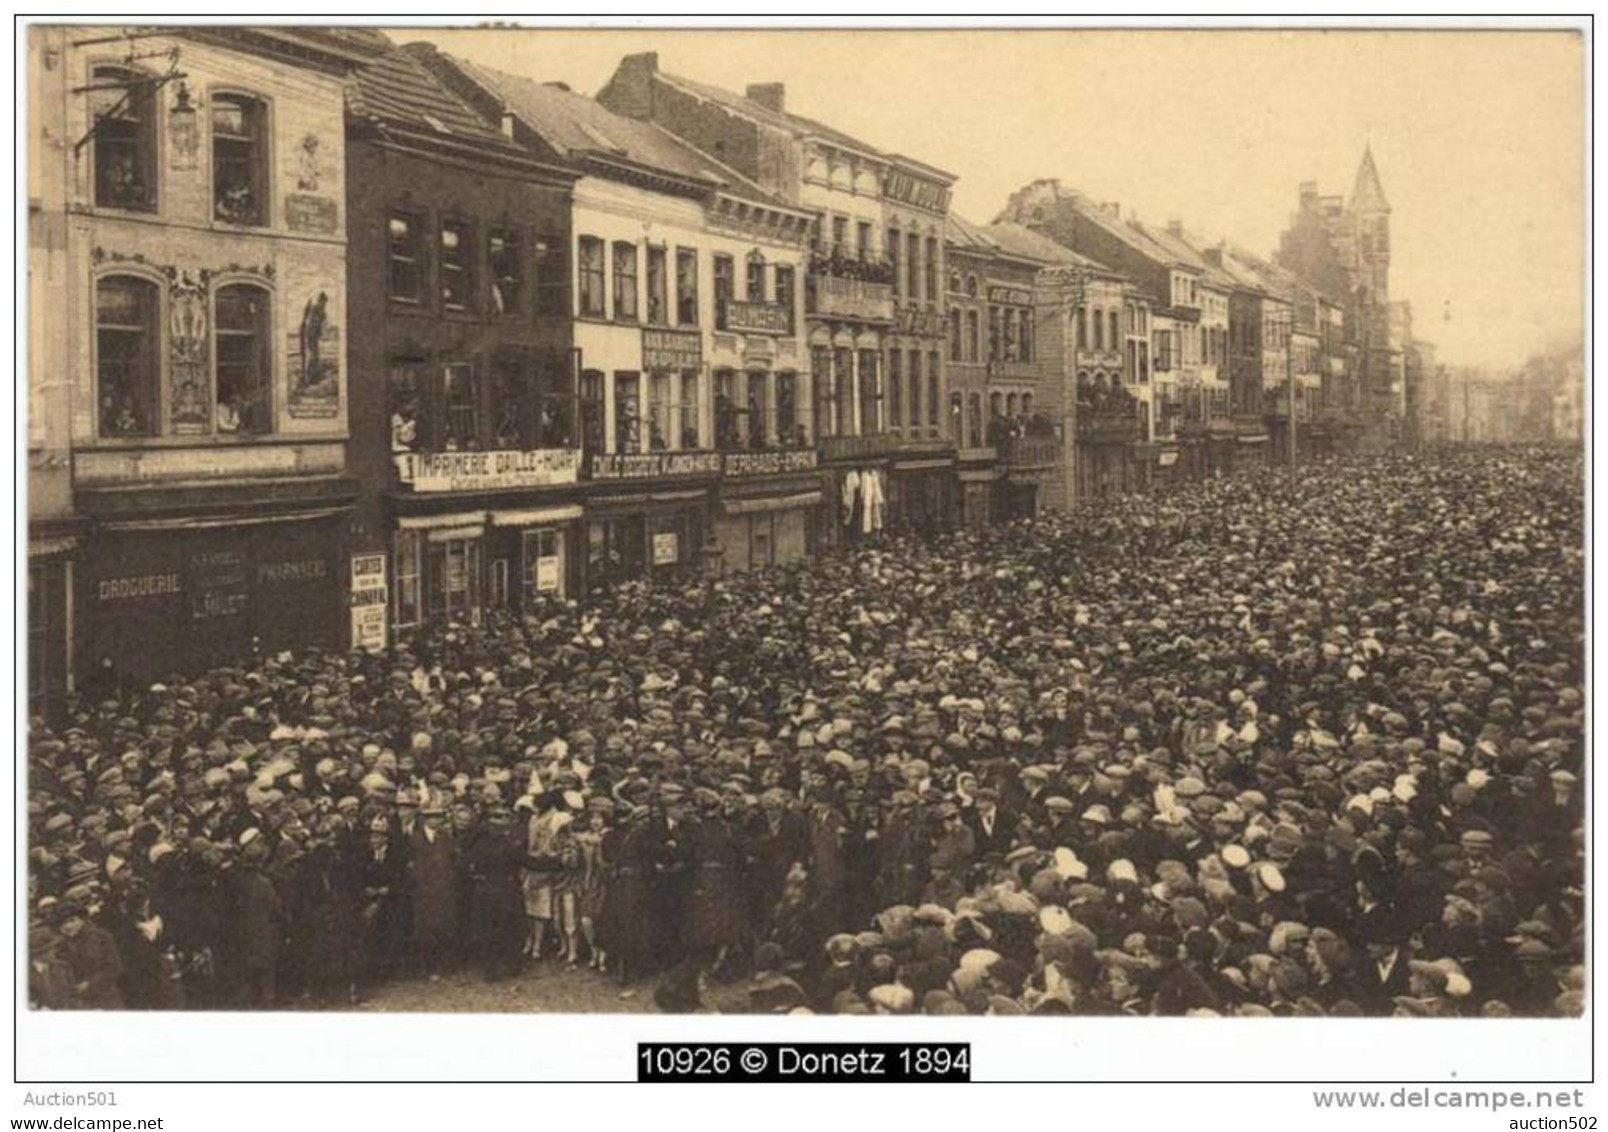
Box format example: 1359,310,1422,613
350,553,388,652
652,531,680,566
287,291,341,418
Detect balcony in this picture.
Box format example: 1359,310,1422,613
818,432,954,463
393,448,580,493
722,449,819,477
1001,435,1060,470
807,274,894,324
587,450,723,481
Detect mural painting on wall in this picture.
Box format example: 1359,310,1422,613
167,269,211,434
297,134,324,191
287,290,340,418
286,137,338,235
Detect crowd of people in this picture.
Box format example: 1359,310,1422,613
27,448,1585,1017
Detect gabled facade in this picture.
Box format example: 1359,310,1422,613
30,26,373,703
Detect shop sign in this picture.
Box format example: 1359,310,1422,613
589,451,723,480
395,448,581,492
642,328,703,370
987,285,1034,306
535,556,561,593
724,450,819,476
190,549,249,621
653,531,680,565
350,553,388,652
724,300,792,336
285,193,338,235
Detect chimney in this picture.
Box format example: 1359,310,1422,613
746,82,785,112
1101,201,1120,218
500,105,516,140
602,52,659,119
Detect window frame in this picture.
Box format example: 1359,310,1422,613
90,64,159,213
210,90,271,228
93,272,163,439
440,217,476,312
488,226,523,317
211,280,275,437
612,240,639,322
387,211,428,305
577,236,607,319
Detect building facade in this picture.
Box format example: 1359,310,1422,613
31,27,371,700
596,52,960,541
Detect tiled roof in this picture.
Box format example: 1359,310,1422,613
444,56,791,207
346,45,510,146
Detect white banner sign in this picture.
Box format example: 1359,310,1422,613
350,553,388,652
394,449,580,493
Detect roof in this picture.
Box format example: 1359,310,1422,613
346,45,511,147
653,68,956,182
984,222,1107,271
441,55,791,207
1137,223,1237,291
1351,146,1390,213
945,213,997,253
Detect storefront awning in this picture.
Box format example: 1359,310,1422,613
101,506,348,533
29,535,79,558
1239,435,1269,444
426,525,485,543
397,510,488,530
487,504,584,527
722,491,823,516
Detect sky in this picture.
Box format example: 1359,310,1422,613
404,26,1585,371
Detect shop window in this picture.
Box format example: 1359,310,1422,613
614,371,641,453
578,237,606,318
534,234,569,316
388,213,426,303
394,531,422,628
651,513,687,572
441,220,474,311
887,349,903,433
856,350,880,435
521,528,564,603
426,537,480,625
713,254,734,329
746,251,766,303
679,369,702,449
774,266,795,333
489,558,510,607
212,92,267,226
612,241,638,321
646,246,668,326
489,228,522,316
91,66,157,211
676,247,699,325
442,362,479,450
776,371,798,447
214,283,273,435
95,275,160,438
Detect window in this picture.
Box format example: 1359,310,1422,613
908,350,922,429
534,351,575,448
646,246,668,326
388,214,425,302
91,66,156,211
1077,307,1088,351
1093,308,1104,350
535,235,569,316
649,369,673,451
213,284,272,435
925,237,939,304
612,241,638,321
949,391,962,441
95,275,159,437
888,226,901,296
1019,308,1033,361
967,309,980,362
676,248,699,326
949,308,962,361
579,369,605,456
438,221,473,310
857,221,872,262
388,362,424,451
988,306,1002,362
746,251,766,303
426,537,481,625
811,346,833,439
521,528,564,604
614,371,641,453
578,237,606,317
713,254,734,329
833,348,854,436
679,369,702,449
489,228,522,316
906,233,922,300
857,351,880,435
831,216,848,255
887,349,903,432
968,392,983,448
748,370,770,447
394,531,422,629
715,370,740,451
1003,308,1017,361
776,371,798,446
212,93,267,226
774,265,795,334
1109,311,1120,351
442,363,478,450
928,351,940,428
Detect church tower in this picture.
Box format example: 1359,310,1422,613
1348,145,1391,306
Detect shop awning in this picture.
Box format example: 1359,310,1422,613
397,510,487,530
487,504,583,527
101,506,348,533
426,525,485,543
29,535,79,558
1238,435,1269,445
722,490,823,516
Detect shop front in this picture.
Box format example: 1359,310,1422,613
81,510,346,684
584,489,711,591
715,448,821,572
